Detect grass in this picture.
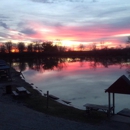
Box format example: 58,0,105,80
21,85,108,124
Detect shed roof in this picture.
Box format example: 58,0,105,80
105,75,130,94
0,65,10,70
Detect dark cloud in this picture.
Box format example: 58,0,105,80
0,21,9,29
21,28,37,35
0,15,8,20
0,32,7,37
106,16,130,31
31,0,53,3
31,0,84,3
17,22,26,27
97,6,129,18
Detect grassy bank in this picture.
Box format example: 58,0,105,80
11,68,108,124
25,93,108,124
20,84,108,124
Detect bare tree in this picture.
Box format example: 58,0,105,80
125,36,130,48
33,41,42,52
0,45,6,53
127,36,130,43
100,41,104,50
79,43,84,51
5,41,12,53
91,43,97,51
42,41,58,52
17,42,25,53
27,43,33,52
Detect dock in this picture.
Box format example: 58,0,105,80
111,108,130,123
117,108,130,117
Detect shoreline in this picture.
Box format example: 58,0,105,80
11,67,74,108
0,67,117,121
0,67,105,123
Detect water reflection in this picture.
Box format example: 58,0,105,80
11,57,130,112
11,57,130,72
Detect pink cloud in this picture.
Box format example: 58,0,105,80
6,21,130,48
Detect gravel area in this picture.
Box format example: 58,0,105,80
0,101,130,130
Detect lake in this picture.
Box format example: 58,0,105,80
12,57,130,113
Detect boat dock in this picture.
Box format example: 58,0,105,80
111,108,130,123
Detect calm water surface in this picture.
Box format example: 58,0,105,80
13,59,130,113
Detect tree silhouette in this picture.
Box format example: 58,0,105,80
126,36,130,47
27,43,33,52
0,45,6,53
34,42,41,52
127,36,130,43
42,57,59,70
17,42,25,53
79,43,84,51
18,61,26,72
125,36,130,48
42,41,58,52
5,41,12,53
91,43,97,51
58,45,66,52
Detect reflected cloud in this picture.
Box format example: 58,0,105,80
11,56,130,111
94,96,99,99
70,97,86,101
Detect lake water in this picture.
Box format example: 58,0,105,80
12,58,130,113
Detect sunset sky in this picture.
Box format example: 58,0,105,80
0,0,130,50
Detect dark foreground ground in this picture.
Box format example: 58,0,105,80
0,100,130,130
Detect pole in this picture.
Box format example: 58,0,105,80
113,93,115,115
47,91,49,109
108,92,111,117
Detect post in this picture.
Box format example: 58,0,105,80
46,91,49,109
108,92,111,117
112,93,115,115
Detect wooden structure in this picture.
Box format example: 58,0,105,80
117,108,130,117
12,87,31,97
105,75,130,115
0,60,11,80
84,103,114,116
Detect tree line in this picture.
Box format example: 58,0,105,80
0,41,66,53
1,36,130,58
